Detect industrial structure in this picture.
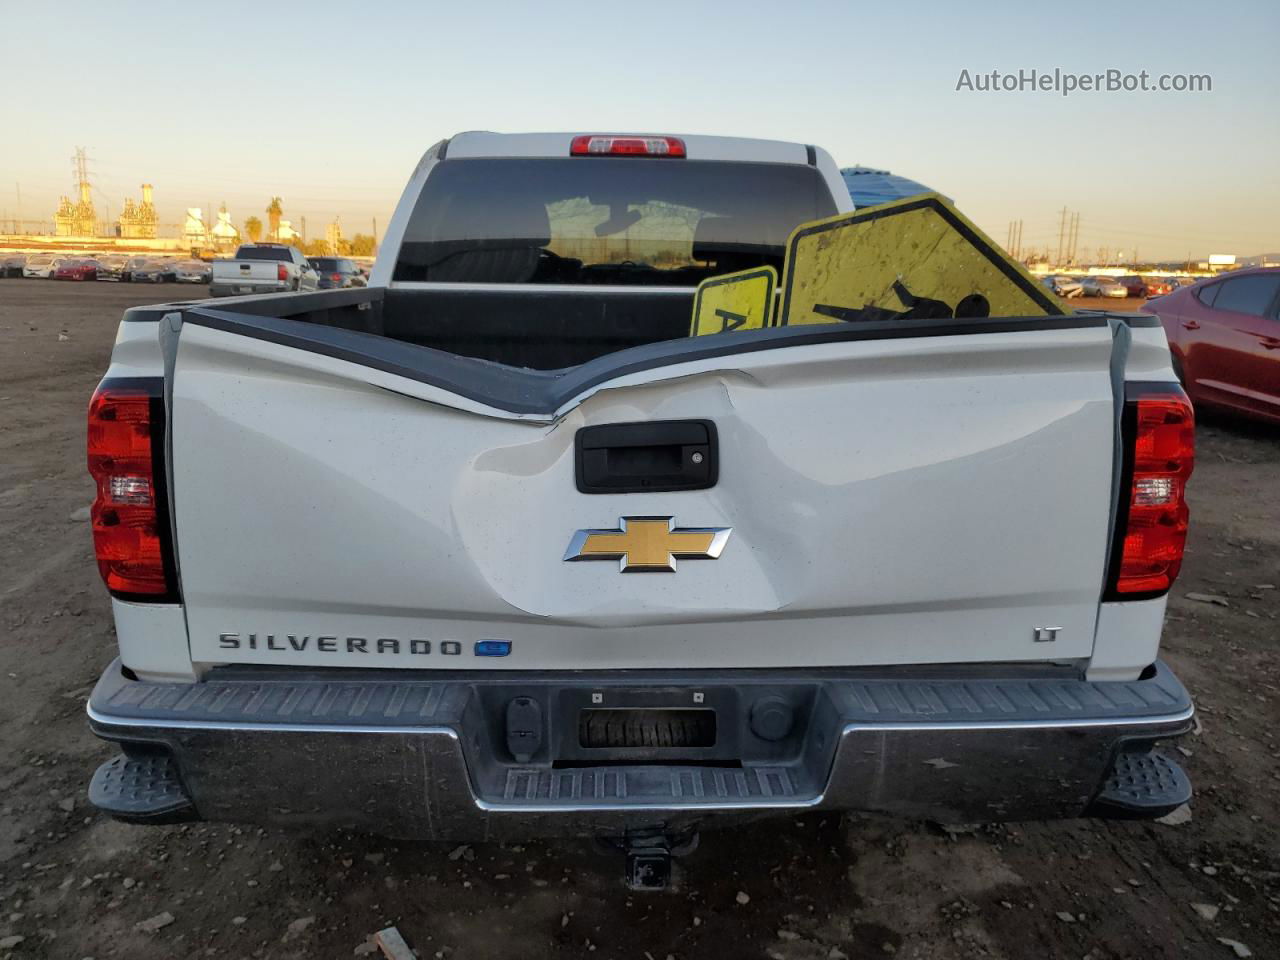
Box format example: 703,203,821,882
53,147,97,237
9,151,372,260
183,208,210,249
324,217,344,253
117,184,159,239
211,204,239,251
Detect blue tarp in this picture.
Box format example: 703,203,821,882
840,166,938,208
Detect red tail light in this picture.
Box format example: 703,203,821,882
331,273,342,282
1105,384,1195,599
570,135,686,158
277,263,289,282
87,380,176,599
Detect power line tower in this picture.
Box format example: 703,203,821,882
1056,207,1069,265
1068,213,1080,263
55,147,98,236
71,147,92,204
1006,220,1024,259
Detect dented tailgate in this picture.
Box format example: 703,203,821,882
164,309,1120,672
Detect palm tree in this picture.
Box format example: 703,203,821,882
244,216,263,243
266,197,283,241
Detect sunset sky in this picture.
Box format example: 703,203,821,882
2,0,1276,260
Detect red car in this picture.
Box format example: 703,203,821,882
1146,267,1280,424
53,259,99,281
1117,275,1170,298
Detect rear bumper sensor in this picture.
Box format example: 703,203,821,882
86,658,1194,839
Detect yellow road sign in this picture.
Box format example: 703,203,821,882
779,193,1065,326
690,266,777,337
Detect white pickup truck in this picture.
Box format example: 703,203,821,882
208,242,318,298
85,132,1195,882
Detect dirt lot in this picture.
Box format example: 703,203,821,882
0,281,1276,960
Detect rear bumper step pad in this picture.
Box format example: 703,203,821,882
1087,749,1192,819
88,754,197,824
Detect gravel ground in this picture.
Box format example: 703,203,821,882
0,281,1276,959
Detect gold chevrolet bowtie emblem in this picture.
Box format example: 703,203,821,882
564,517,732,573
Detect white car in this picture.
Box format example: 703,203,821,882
82,133,1195,879
173,260,211,284
1042,275,1084,298
22,254,58,278
1082,276,1129,298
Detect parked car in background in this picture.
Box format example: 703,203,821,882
1117,276,1149,298
130,260,169,283
1081,276,1128,298
210,243,318,297
1042,275,1083,298
173,260,211,284
1147,266,1280,424
308,256,366,289
1173,277,1201,288
1143,277,1173,298
1,253,26,277
96,255,126,281
54,259,100,281
23,253,58,278
121,256,151,282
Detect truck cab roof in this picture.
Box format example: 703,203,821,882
443,131,830,166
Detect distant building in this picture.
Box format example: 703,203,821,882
210,204,239,251
183,208,209,249
325,218,344,253
277,219,300,243
118,184,159,239
54,183,96,236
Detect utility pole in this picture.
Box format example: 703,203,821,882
1056,207,1068,266
1016,220,1023,260
1068,212,1079,263
372,217,377,249
301,216,307,244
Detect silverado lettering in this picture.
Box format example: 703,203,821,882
217,633,448,655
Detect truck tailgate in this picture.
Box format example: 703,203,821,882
211,261,280,285
166,312,1119,671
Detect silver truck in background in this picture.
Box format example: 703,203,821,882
209,243,318,298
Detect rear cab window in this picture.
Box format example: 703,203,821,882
392,157,838,286
235,246,293,262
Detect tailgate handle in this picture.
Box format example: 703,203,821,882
575,420,717,494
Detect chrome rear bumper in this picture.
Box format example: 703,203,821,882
87,659,1193,839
